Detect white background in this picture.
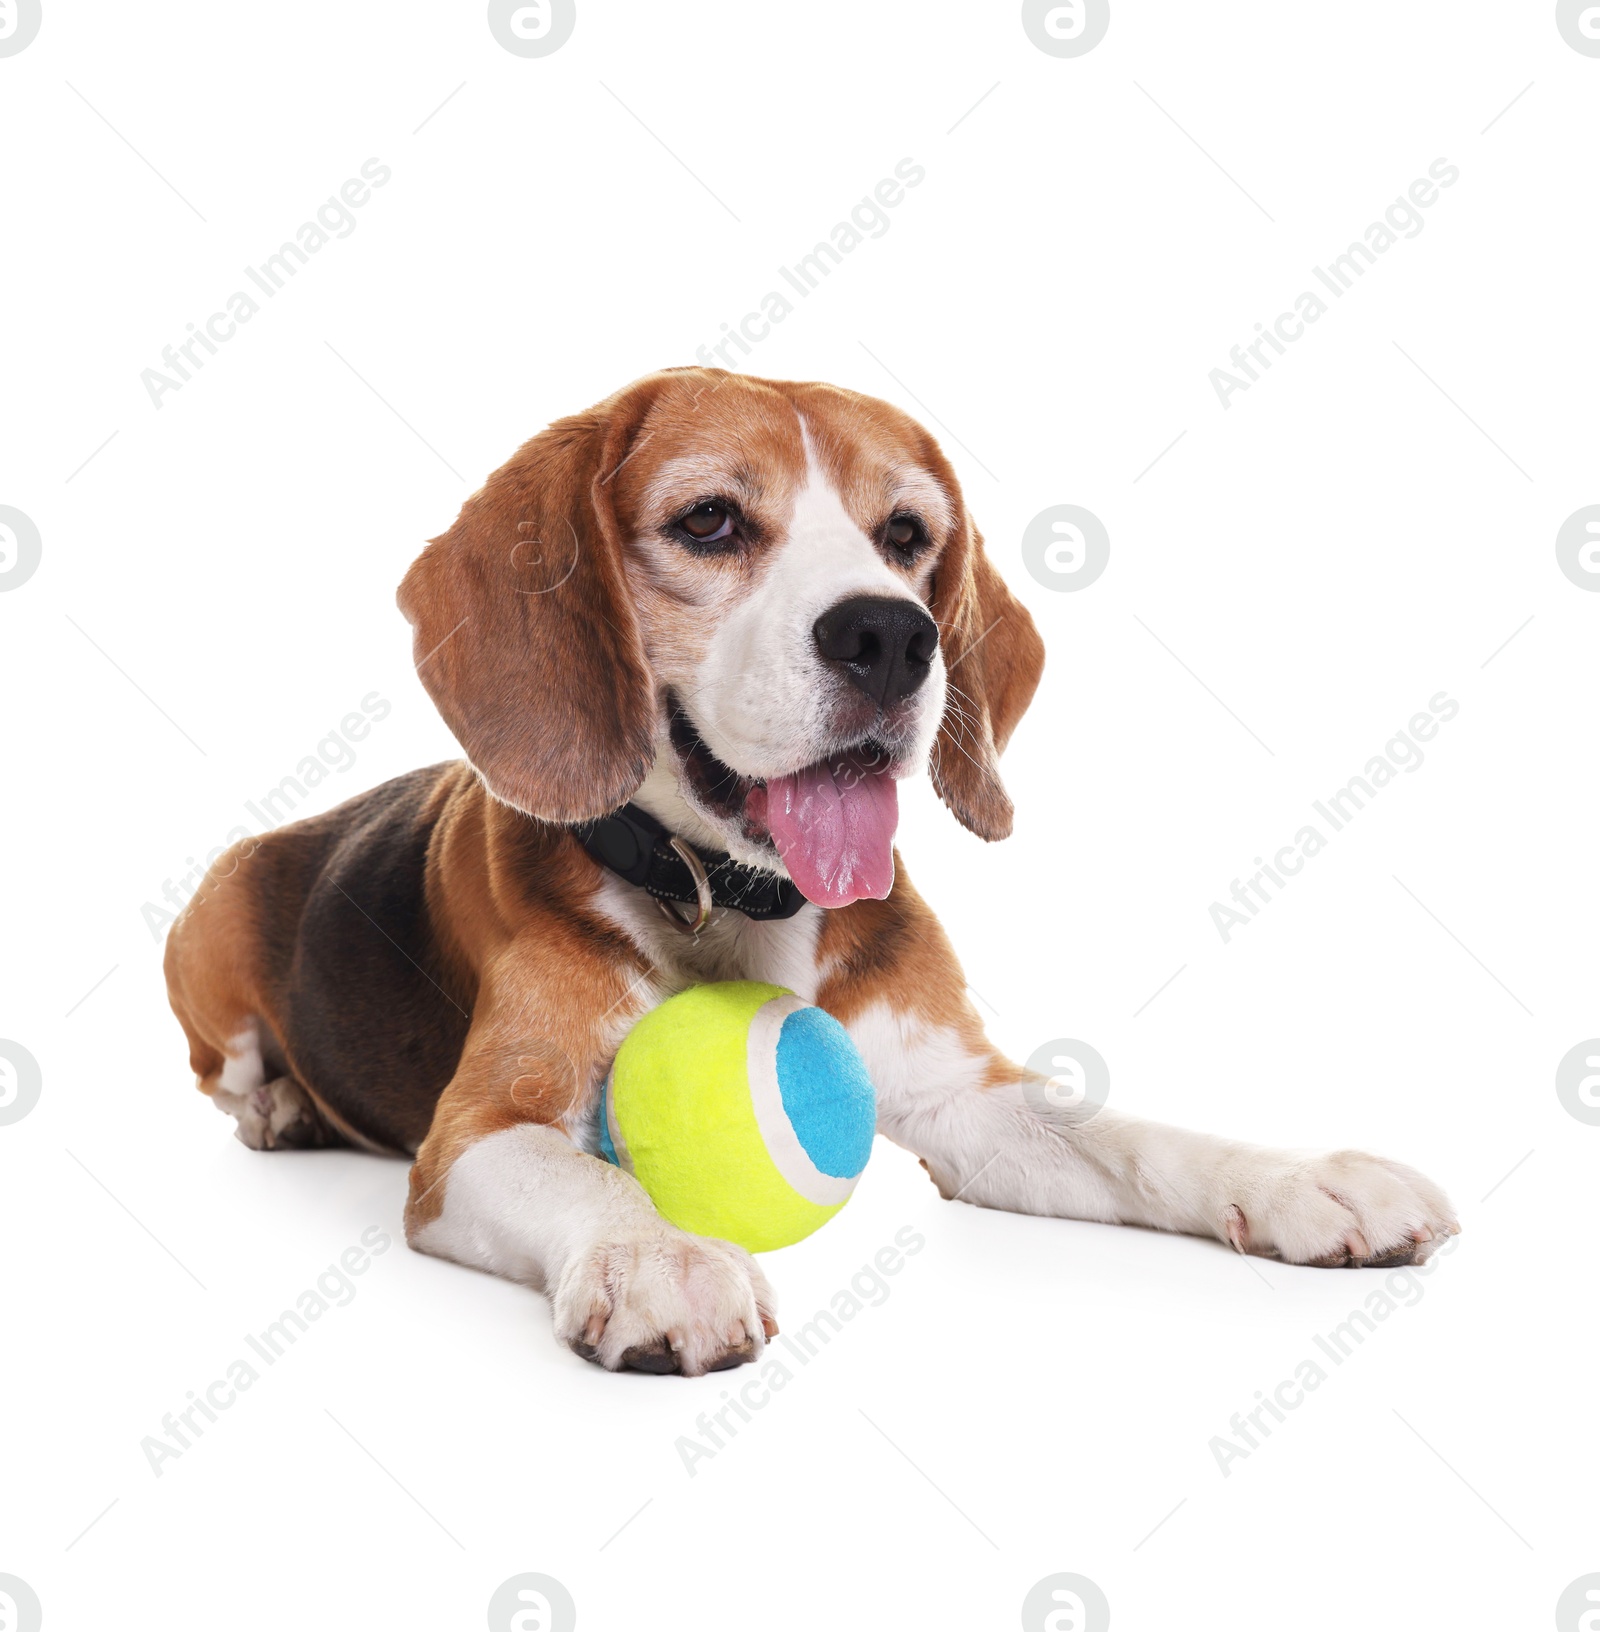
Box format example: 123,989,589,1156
3,2,1597,1628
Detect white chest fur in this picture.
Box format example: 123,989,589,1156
591,872,824,1001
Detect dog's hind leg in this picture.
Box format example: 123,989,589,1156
188,1017,340,1151
164,836,348,1152
205,1021,335,1150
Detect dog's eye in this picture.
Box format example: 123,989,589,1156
885,514,927,559
678,501,735,545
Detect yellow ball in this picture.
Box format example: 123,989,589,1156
598,982,876,1252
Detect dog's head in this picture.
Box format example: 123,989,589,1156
398,369,1043,907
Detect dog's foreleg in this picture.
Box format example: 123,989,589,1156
824,941,1457,1269
406,1043,776,1374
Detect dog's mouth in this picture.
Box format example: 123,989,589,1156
667,696,901,909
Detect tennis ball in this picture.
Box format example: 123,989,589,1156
597,982,876,1252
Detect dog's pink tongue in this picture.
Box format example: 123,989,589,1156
761,755,898,908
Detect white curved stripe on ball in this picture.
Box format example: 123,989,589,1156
744,995,861,1209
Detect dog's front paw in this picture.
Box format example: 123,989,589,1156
553,1229,778,1376
1217,1149,1459,1267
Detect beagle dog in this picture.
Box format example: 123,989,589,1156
164,368,1459,1376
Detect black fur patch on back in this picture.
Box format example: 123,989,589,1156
278,765,473,1153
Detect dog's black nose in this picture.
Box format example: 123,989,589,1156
813,595,939,708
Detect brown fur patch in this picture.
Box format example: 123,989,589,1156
814,857,994,1061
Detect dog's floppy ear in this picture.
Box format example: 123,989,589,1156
928,516,1045,841
397,385,661,823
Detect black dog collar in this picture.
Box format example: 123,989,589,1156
573,802,807,927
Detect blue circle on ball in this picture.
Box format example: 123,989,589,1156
776,1006,875,1178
